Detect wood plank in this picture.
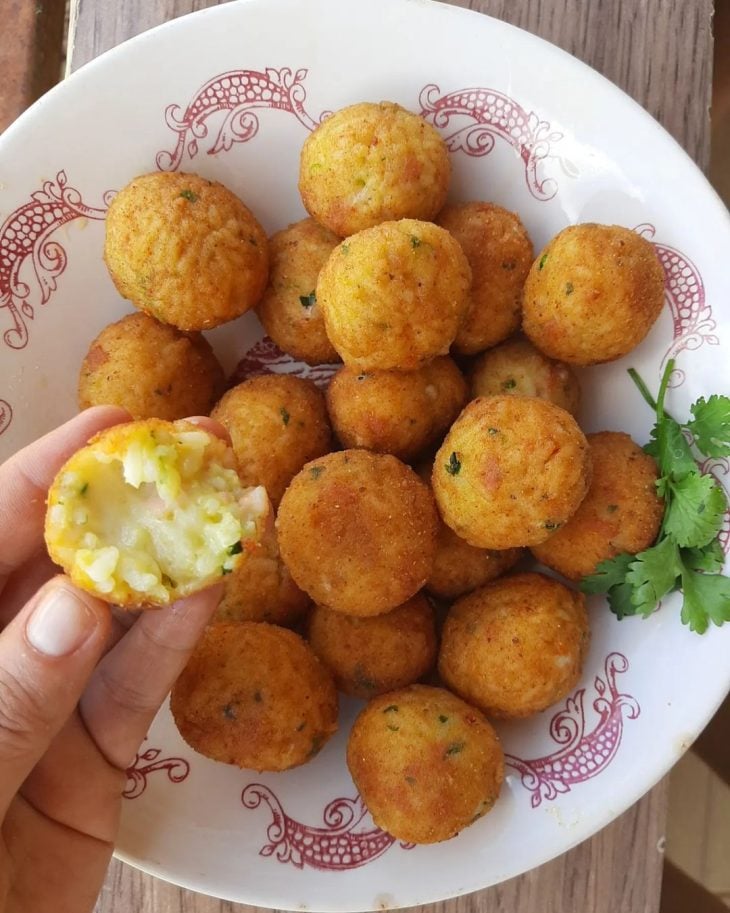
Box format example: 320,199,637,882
64,0,710,910
0,0,66,132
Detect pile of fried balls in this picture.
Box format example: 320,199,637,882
77,101,666,844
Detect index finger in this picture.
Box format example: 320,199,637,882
0,407,130,590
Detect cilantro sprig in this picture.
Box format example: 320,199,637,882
580,358,730,634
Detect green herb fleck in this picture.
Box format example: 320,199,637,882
565,281,574,295
410,235,422,249
445,742,465,757
538,253,548,270
581,358,730,634
502,378,517,390
307,734,324,759
488,427,499,435
79,482,89,495
607,504,619,513
383,705,399,713
445,451,462,475
179,189,198,202
222,703,237,720
387,724,400,732
353,664,377,692
299,290,317,308
438,715,449,724
228,541,243,556
544,520,562,531
280,406,290,426
310,465,324,479
341,243,350,254
221,566,233,576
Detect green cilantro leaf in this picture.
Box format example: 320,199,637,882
626,537,680,616
645,417,696,481
580,553,635,595
687,395,730,457
680,568,730,634
683,539,725,573
607,578,639,619
299,291,317,308
663,472,727,548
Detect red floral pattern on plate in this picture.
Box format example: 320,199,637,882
230,336,339,390
419,84,572,200
124,745,190,799
505,653,639,808
156,67,327,172
0,171,111,352
635,223,717,387
242,784,413,870
0,399,12,437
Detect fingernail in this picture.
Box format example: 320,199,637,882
26,585,99,656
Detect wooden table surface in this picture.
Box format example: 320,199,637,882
64,1,713,911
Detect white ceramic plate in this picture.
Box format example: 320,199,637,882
1,0,729,908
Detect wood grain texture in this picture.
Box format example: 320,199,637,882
65,0,709,910
0,0,66,132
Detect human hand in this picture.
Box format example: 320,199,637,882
0,408,225,913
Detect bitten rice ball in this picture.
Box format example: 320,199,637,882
437,202,533,354
522,223,665,364
470,336,580,416
255,218,340,365
213,518,310,627
78,313,225,420
277,450,439,616
347,685,504,844
211,374,332,507
308,594,437,698
432,395,591,549
439,573,589,718
326,357,468,462
171,623,338,771
45,420,269,607
104,172,269,331
317,220,471,371
531,431,664,579
299,101,450,237
415,461,523,600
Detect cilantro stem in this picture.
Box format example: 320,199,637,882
655,358,675,425
627,367,658,412
627,360,677,425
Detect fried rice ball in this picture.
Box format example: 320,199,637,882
470,336,580,416
213,517,310,626
45,419,269,607
171,623,338,771
522,223,665,364
432,395,591,549
308,594,437,698
299,101,450,237
326,357,468,462
255,218,340,365
531,431,663,579
104,172,269,331
211,374,332,507
347,685,504,844
439,573,589,719
414,461,523,600
77,313,225,420
437,202,533,354
277,450,439,616
317,220,471,371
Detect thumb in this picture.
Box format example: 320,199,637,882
0,575,110,815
